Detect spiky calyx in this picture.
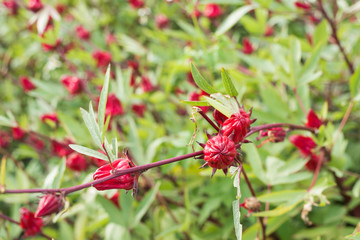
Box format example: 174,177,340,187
203,135,237,172
221,108,254,143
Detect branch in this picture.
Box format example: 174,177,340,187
2,151,203,195
246,123,315,138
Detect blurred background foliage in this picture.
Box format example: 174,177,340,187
1,0,360,239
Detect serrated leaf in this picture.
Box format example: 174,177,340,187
190,63,217,94
221,68,238,97
98,65,111,141
232,199,242,240
350,65,360,98
69,144,108,161
215,5,254,35
80,107,102,149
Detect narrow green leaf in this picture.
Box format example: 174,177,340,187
350,65,360,98
104,138,116,162
69,144,108,161
221,68,238,97
43,158,66,189
313,20,329,46
80,107,102,148
0,116,14,127
352,179,360,198
112,138,118,159
96,195,124,225
257,190,306,203
252,203,298,217
190,63,217,94
133,182,160,227
203,96,233,117
180,100,209,106
215,5,254,35
241,144,267,184
98,65,111,141
232,200,242,240
288,37,301,87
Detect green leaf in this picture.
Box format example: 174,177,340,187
221,68,238,97
98,65,111,141
257,190,306,203
350,65,360,98
180,100,209,106
241,144,267,184
132,182,160,227
313,20,329,46
288,36,301,87
190,63,217,94
345,232,360,240
215,5,254,35
252,202,299,217
69,144,108,161
96,195,124,225
80,106,102,149
203,96,233,117
43,158,66,189
353,179,360,198
112,138,118,159
0,116,14,127
232,199,242,240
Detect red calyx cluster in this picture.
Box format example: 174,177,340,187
92,50,112,68
20,208,43,237
35,194,64,217
294,1,311,10
128,0,144,8
61,75,82,95
156,14,169,29
28,0,43,12
141,76,155,92
242,38,254,55
132,103,147,117
20,76,36,92
12,126,26,140
221,108,254,144
66,152,88,171
52,139,73,157
41,113,59,125
105,94,124,117
3,0,19,15
305,109,322,129
289,135,320,171
76,26,91,40
204,4,222,19
93,155,137,191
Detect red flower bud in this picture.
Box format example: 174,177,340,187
35,194,64,217
132,103,147,117
93,158,136,191
305,153,320,172
128,0,144,8
20,76,36,92
0,131,10,148
264,25,274,37
204,4,222,19
12,126,26,140
61,75,82,95
19,208,43,237
289,135,316,155
258,127,286,143
28,0,43,12
305,109,322,129
242,38,254,55
42,39,61,52
156,14,169,29
127,60,139,70
55,4,66,14
51,139,73,157
239,197,261,216
141,76,154,92
41,113,59,124
189,91,210,113
29,134,44,150
3,0,19,15
191,8,202,19
213,109,228,126
221,109,253,143
76,25,90,40
294,1,311,10
92,50,112,67
104,94,124,117
203,135,237,170
66,152,88,171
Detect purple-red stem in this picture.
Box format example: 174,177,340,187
198,110,219,131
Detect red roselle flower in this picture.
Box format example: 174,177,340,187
35,194,64,217
239,197,261,216
258,127,286,143
141,76,154,92
12,126,26,140
191,8,202,19
305,109,322,129
242,38,254,55
28,0,43,12
41,113,59,124
92,50,112,67
106,33,117,45
42,39,61,52
264,25,274,37
29,134,44,150
108,191,120,208
213,109,228,126
20,76,36,92
156,14,169,29
0,131,10,148
55,4,66,14
289,135,316,155
93,156,137,191
19,208,43,237
204,4,222,19
132,103,147,117
128,0,144,8
127,60,139,71
51,139,73,157
221,108,254,144
105,94,124,117
203,134,237,176
61,75,82,95
305,153,320,171
66,152,88,171
76,25,90,40
294,1,311,10
3,0,19,15
189,91,210,113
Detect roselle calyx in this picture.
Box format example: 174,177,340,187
20,208,43,237
35,194,64,217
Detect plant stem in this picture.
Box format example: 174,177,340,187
246,123,315,138
0,212,19,224
332,100,354,145
198,109,219,131
2,151,203,195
